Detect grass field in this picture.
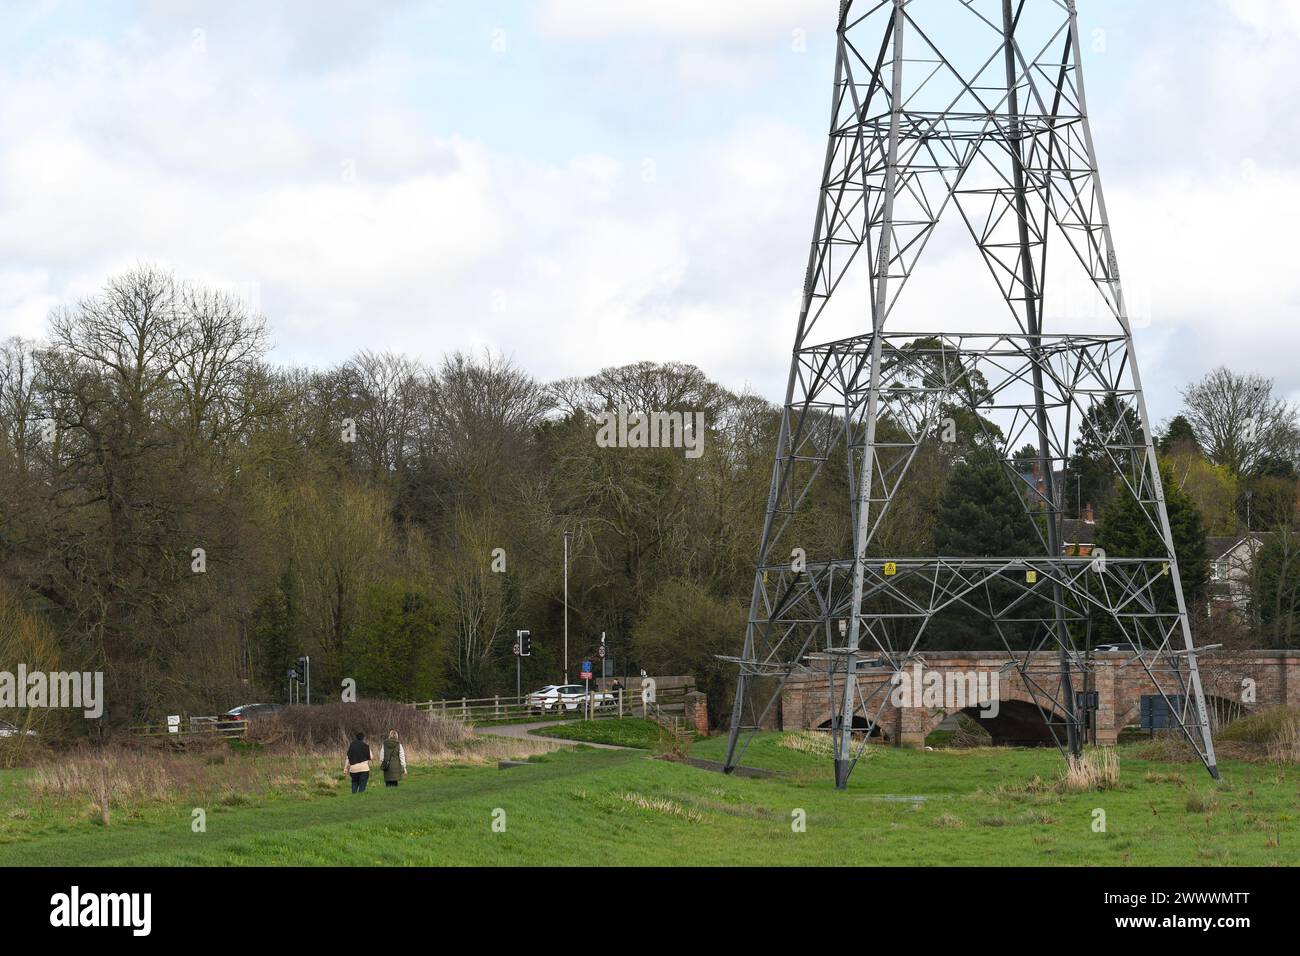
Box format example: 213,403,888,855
531,718,675,749
1,732,1297,866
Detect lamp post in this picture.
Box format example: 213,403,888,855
563,530,572,684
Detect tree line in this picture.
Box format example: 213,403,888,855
0,267,779,728
1,267,1297,734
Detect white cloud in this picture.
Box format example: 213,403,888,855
535,0,830,40
1222,0,1300,36
1,0,1298,420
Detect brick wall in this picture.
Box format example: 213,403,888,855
684,691,710,736
777,651,1299,746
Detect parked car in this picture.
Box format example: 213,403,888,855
219,703,282,723
1094,643,1139,654
0,719,37,738
525,685,614,714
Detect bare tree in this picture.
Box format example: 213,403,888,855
437,506,512,695
348,350,425,479
422,350,551,506
1181,367,1300,477
0,338,44,477
170,284,270,450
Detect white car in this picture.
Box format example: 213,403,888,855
0,720,37,738
526,684,615,714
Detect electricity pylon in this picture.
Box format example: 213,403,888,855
722,0,1219,788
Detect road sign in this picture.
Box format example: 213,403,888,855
598,643,605,659
167,715,180,734
580,660,593,679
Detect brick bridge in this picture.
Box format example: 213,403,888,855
777,650,1300,746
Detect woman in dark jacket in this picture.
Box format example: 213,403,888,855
345,731,372,793
379,730,407,788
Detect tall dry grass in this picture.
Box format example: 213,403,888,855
1266,719,1300,764
23,702,558,822
28,746,338,823
779,731,838,757
1058,748,1120,792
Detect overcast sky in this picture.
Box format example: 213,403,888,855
0,0,1296,424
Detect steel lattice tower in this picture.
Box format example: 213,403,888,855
722,0,1219,788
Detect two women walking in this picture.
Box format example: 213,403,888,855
344,730,407,793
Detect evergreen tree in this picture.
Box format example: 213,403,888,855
1251,532,1300,649
1068,400,1142,517
935,449,1041,557
930,448,1042,649
1094,462,1209,602
1160,414,1199,454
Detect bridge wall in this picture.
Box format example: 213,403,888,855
778,651,1300,746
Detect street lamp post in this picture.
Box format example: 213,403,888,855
563,531,572,684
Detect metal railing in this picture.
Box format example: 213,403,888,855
412,685,690,724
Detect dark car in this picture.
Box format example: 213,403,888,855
220,703,282,724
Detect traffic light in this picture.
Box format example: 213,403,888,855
293,657,308,682
518,631,531,657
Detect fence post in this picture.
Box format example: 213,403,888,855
461,697,466,719
494,695,500,719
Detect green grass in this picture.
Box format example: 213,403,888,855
1,735,1297,866
468,711,587,727
531,718,674,749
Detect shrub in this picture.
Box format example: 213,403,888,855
951,713,992,748
245,700,469,757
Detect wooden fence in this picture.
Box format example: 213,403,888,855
129,719,247,739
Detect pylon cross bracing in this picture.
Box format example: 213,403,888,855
723,0,1219,788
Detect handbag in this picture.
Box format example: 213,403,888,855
380,745,391,773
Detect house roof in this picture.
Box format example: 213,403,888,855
1207,536,1242,562
1060,518,1096,544
1208,532,1273,563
